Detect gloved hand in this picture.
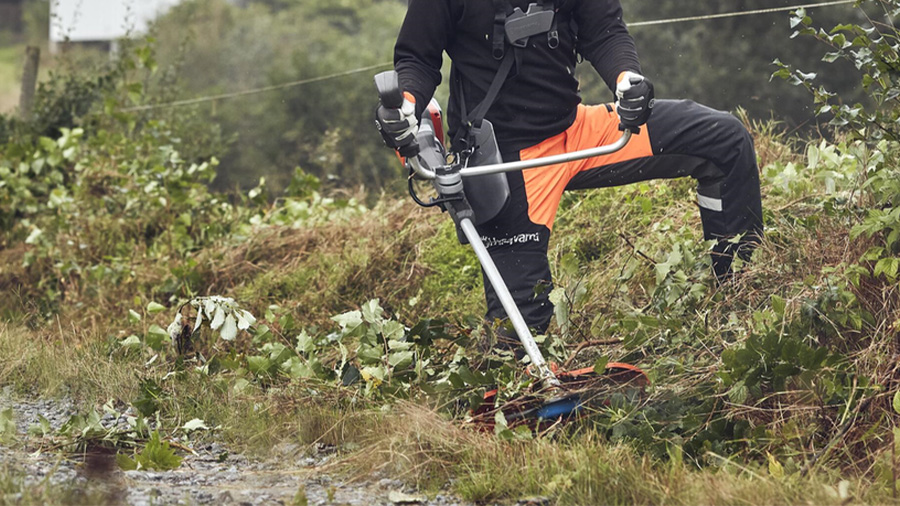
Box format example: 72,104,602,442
615,71,654,133
375,91,419,158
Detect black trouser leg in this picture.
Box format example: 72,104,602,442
476,169,555,335
567,100,764,280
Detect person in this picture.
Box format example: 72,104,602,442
375,0,763,341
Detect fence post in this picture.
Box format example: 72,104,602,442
19,46,40,118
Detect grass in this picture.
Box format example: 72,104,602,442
0,44,23,113
4,316,889,506
1,109,899,504
342,402,893,505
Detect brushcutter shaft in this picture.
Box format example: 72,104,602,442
458,217,561,387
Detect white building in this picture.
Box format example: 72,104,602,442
50,0,183,53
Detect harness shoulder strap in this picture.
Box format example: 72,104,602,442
453,0,560,151
492,0,510,60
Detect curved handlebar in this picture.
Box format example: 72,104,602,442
408,130,632,180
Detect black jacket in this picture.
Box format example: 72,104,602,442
394,0,642,155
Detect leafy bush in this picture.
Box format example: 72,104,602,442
775,1,900,281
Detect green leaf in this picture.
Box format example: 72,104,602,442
233,378,253,394
361,366,386,385
593,357,609,375
0,408,16,444
771,295,786,317
457,365,482,386
361,299,384,324
146,302,166,314
296,330,315,354
382,320,405,342
727,381,749,405
135,431,182,471
148,324,169,339
388,350,414,369
356,344,384,365
134,379,163,417
27,415,51,437
767,452,785,479
892,390,900,415
116,452,138,471
121,335,141,349
284,357,315,379
128,309,142,323
332,310,363,332
181,418,209,433
247,356,273,377
387,339,413,351
549,287,569,333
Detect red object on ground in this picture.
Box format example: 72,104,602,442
469,362,649,432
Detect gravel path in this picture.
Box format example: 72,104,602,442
0,391,473,506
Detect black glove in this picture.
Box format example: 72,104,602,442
375,92,419,158
615,71,655,133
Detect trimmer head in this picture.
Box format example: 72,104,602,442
469,362,649,432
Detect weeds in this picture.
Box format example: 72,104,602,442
1,32,900,506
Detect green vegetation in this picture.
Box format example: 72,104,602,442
1,0,900,504
0,44,23,113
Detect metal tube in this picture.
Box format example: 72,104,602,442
458,218,560,387
460,130,632,178
409,156,437,180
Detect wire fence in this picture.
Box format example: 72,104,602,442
120,0,857,113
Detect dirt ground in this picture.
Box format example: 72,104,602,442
0,392,473,506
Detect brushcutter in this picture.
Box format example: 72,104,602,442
374,71,648,429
